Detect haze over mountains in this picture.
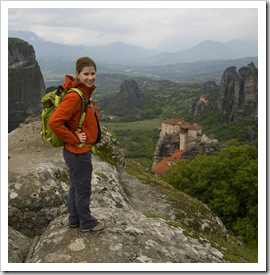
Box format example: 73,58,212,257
8,31,158,64
8,31,258,86
9,31,257,65
138,39,257,65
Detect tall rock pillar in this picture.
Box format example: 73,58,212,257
8,38,46,132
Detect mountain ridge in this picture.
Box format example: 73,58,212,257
134,39,257,65
8,31,257,65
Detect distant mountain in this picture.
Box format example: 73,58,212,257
224,39,258,57
8,31,158,63
8,31,257,66
8,31,258,86
83,42,159,63
134,40,258,65
8,31,93,61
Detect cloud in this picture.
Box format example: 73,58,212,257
8,5,258,51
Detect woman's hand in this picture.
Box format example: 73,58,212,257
76,132,87,143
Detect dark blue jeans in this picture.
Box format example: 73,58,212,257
63,147,98,230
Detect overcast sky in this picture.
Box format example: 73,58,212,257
6,1,260,52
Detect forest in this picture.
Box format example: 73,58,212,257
165,140,258,247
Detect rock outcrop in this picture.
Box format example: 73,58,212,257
8,38,46,132
100,79,144,117
153,132,180,158
191,62,258,122
189,63,258,142
181,137,223,160
218,62,258,123
8,117,70,238
8,227,32,263
189,81,219,115
7,116,239,264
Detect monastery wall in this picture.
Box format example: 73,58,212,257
161,119,202,152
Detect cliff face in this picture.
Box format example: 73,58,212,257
8,38,45,132
154,132,180,158
188,63,258,142
218,62,258,122
190,63,258,124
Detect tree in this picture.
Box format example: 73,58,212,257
165,142,258,246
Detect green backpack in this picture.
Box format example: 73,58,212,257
40,85,87,147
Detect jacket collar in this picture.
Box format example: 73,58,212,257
62,75,96,100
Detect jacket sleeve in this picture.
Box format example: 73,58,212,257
49,92,81,144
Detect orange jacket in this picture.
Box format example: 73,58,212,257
49,75,101,154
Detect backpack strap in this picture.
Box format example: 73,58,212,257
66,88,93,149
55,85,65,107
66,88,100,153
66,88,87,135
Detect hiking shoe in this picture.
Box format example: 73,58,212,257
69,223,79,228
81,220,105,232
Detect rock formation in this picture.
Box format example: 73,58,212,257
6,116,242,264
180,136,222,160
8,38,46,132
154,132,180,158
189,63,258,142
100,79,144,117
189,81,219,115
218,62,258,123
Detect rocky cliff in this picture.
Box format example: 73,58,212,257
8,38,45,132
7,116,248,264
153,132,180,159
100,79,144,117
190,63,258,123
188,63,258,142
218,62,258,123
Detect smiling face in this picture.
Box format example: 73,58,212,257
76,66,96,88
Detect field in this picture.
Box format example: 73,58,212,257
102,118,162,169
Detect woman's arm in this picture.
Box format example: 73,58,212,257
49,92,81,144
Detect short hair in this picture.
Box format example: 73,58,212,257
76,56,97,73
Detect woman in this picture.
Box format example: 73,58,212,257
49,56,105,232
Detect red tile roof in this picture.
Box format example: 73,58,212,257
152,149,184,176
162,119,182,126
180,122,190,129
162,119,202,130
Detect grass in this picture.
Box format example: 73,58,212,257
103,118,162,131
102,118,162,169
